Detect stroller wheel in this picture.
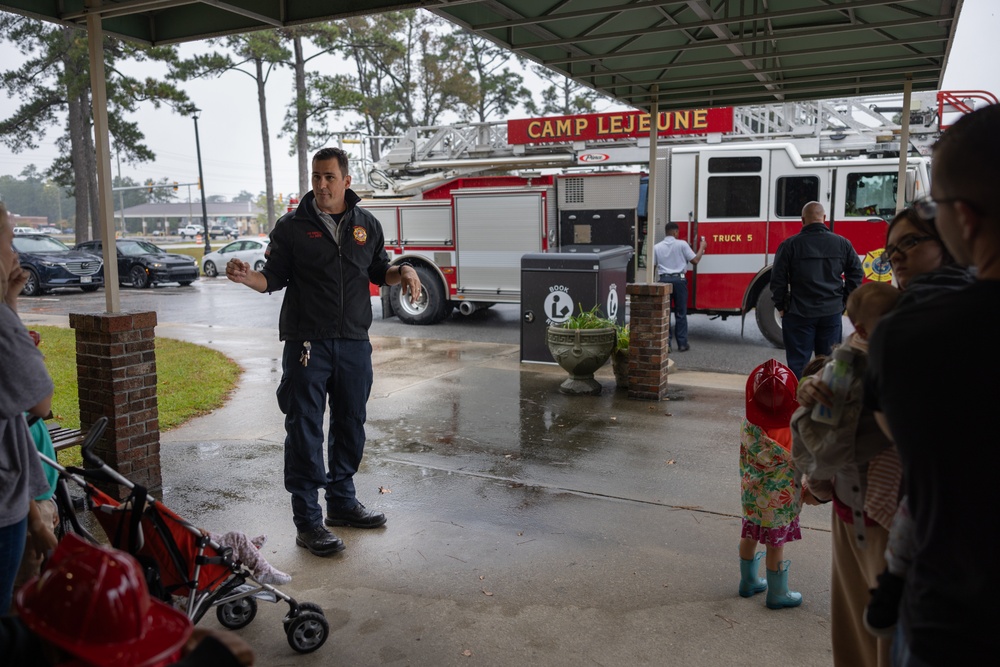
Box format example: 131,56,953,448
286,610,329,654
216,596,258,629
297,602,325,615
282,601,324,632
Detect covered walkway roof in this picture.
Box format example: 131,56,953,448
1,1,962,111
0,0,964,312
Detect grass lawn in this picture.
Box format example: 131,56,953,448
166,246,205,265
35,325,241,465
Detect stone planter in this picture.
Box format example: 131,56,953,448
545,326,616,395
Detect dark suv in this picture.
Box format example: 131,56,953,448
12,234,104,296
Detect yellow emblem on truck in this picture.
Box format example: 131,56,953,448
863,248,893,283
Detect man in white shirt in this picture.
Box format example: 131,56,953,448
654,222,707,351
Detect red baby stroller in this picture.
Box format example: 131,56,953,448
39,417,329,654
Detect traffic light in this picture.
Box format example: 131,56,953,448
173,181,178,192
197,178,201,190
146,179,153,194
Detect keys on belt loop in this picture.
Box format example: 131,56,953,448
300,341,311,367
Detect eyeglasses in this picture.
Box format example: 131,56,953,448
912,196,938,222
913,195,982,222
884,234,935,262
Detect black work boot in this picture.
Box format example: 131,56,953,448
295,526,346,556
325,502,387,529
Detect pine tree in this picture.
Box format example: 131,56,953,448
0,13,189,243
525,66,610,117
171,31,290,230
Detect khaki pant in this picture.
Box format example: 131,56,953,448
13,498,58,589
830,514,892,667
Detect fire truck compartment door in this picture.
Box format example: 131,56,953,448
366,206,400,246
454,190,545,298
400,204,453,245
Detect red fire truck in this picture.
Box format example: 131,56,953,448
351,91,992,345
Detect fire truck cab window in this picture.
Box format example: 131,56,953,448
707,157,762,173
845,172,898,218
707,176,761,218
775,176,819,217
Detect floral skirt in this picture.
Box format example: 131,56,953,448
740,419,802,547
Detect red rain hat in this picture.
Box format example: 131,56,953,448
15,533,192,667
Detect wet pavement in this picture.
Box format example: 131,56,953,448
22,314,836,666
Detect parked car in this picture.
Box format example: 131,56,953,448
12,226,35,235
178,224,204,239
201,238,268,277
39,226,62,234
74,239,199,288
12,233,104,296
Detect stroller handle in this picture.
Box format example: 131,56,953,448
80,416,109,468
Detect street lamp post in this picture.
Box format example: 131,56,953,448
191,107,211,253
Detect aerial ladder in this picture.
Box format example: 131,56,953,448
357,90,997,198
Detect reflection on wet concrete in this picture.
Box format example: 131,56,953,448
123,321,833,665
364,364,748,517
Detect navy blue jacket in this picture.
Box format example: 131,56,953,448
261,189,391,341
770,223,863,318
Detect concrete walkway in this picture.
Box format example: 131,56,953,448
24,315,836,666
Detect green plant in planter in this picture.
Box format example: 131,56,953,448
546,304,617,395
614,324,630,354
562,304,616,330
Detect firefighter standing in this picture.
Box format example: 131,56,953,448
654,222,707,351
225,147,421,557
769,201,862,378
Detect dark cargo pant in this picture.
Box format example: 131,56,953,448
277,338,373,532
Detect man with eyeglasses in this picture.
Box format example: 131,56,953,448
866,104,1000,666
769,201,863,378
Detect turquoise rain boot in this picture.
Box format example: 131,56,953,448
765,560,803,609
738,552,768,597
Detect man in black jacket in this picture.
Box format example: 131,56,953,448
226,147,421,556
865,104,1000,667
770,201,863,378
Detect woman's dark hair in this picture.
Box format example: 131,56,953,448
886,207,956,266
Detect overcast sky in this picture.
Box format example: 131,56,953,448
0,1,997,203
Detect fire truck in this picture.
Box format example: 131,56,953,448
351,90,994,345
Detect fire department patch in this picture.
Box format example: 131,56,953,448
352,226,367,245
863,248,893,283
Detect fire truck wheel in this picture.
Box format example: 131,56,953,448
390,265,447,325
755,288,785,349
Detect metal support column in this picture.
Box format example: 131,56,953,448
86,1,120,311
645,87,659,283
895,75,913,213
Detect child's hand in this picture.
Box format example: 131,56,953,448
797,375,833,409
801,487,822,506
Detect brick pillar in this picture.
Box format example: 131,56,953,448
69,311,161,496
625,283,671,401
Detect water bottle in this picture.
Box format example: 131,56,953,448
811,346,855,426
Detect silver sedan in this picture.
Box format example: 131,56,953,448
201,238,269,277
